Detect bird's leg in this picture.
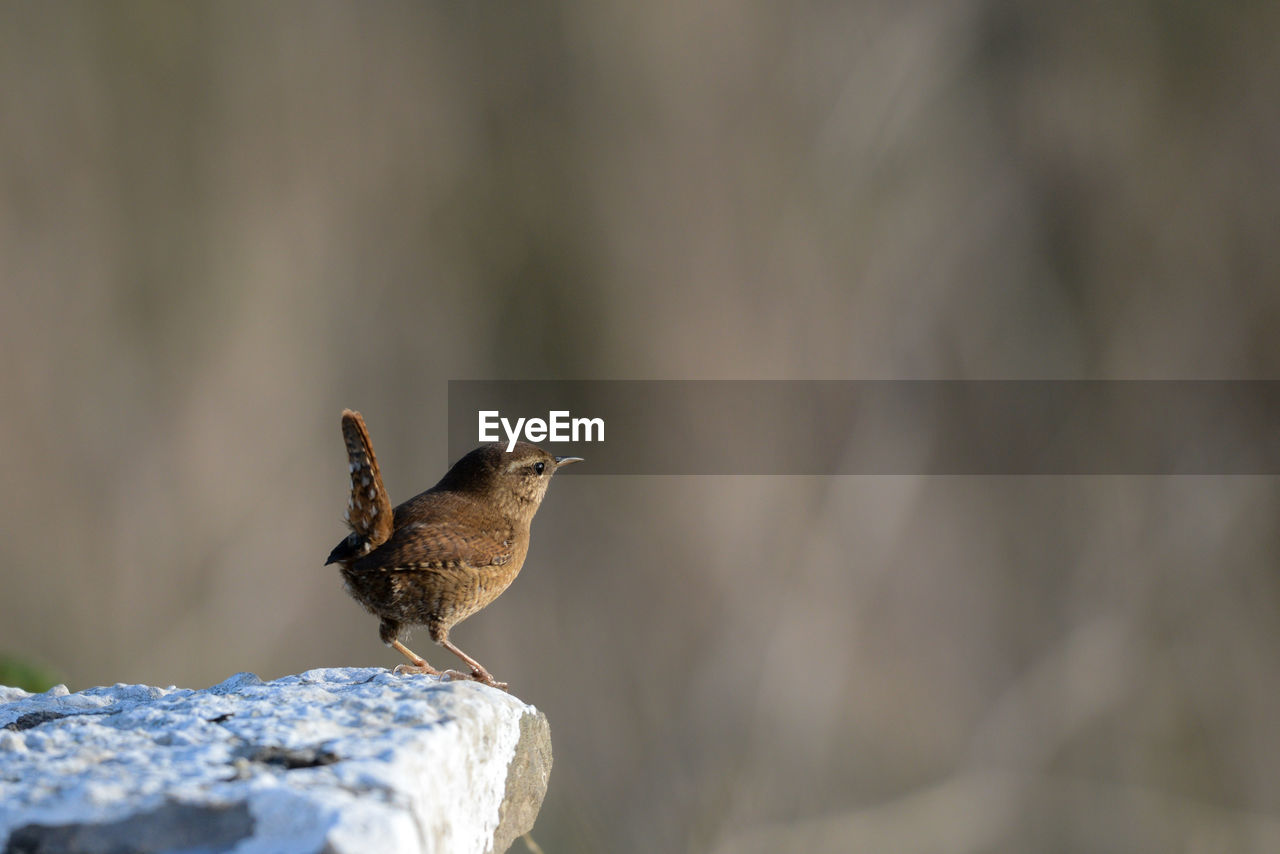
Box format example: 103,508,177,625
383,619,442,678
438,637,508,690
390,640,443,677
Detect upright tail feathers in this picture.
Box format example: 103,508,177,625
326,409,394,565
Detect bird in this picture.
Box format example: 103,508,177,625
325,409,580,689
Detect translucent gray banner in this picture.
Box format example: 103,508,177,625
447,381,1280,474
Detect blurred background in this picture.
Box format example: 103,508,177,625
2,2,1279,851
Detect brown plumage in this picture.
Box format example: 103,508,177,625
326,409,580,689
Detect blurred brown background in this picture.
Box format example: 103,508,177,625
2,2,1279,851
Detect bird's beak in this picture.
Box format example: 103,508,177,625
554,456,584,469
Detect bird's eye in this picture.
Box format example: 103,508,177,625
533,461,546,475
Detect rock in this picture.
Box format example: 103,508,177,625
0,668,552,854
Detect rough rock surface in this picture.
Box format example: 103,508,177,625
0,668,551,854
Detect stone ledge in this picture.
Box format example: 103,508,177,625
0,668,551,854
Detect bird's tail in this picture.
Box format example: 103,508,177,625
326,409,394,564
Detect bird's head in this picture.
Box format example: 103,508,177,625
437,442,582,521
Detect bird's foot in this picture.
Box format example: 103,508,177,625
468,668,508,691
435,668,470,682
435,667,508,690
393,662,442,677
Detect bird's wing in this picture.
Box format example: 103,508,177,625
349,517,517,574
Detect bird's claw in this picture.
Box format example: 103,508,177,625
427,668,477,683
471,670,509,691
435,668,508,691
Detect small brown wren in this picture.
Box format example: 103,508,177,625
325,409,580,689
